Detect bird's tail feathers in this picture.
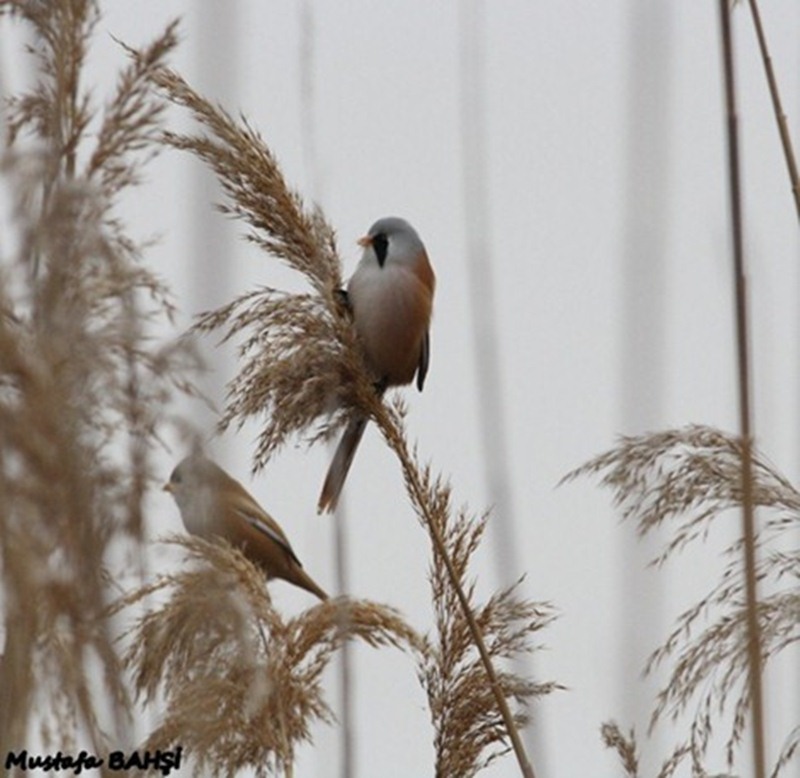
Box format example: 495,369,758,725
317,415,368,514
293,567,329,601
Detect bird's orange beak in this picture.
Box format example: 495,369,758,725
357,235,372,248
162,482,174,494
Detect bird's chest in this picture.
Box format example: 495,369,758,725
348,265,430,384
177,486,221,537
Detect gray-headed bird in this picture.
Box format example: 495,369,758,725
318,216,435,513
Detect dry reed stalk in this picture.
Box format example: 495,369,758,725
717,4,766,778
142,60,557,776
1,0,191,760
744,0,800,221
376,397,555,778
565,425,799,777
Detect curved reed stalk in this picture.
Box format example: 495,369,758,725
374,398,550,778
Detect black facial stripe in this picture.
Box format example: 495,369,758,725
373,233,388,267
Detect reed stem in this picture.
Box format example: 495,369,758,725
717,5,766,778
746,0,800,221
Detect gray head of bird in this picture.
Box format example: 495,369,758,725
358,216,424,269
163,454,229,526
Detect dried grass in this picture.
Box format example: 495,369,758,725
601,722,641,778
140,63,366,470
115,536,420,776
411,457,560,777
566,425,799,778
0,0,192,758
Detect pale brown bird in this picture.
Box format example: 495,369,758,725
318,216,435,513
164,454,328,601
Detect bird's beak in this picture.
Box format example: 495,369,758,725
357,235,372,248
162,482,174,494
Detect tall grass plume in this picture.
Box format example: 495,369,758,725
0,0,191,758
565,425,799,777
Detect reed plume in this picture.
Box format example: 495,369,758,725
565,425,799,778
141,65,357,470
0,0,188,757
601,722,641,778
116,536,420,776
407,435,560,776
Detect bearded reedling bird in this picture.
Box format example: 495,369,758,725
318,216,436,513
164,454,328,601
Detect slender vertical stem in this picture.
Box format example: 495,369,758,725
619,4,671,761
746,0,800,221
332,500,354,778
717,5,766,778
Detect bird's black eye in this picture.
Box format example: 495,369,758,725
372,233,388,267
171,470,182,485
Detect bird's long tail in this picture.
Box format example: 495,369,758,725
292,567,329,601
317,414,368,514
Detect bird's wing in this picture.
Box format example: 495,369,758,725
416,329,430,391
227,488,303,567
335,287,352,313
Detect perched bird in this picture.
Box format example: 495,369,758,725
318,216,436,513
164,454,328,601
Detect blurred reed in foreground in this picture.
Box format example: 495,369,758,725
0,0,191,758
